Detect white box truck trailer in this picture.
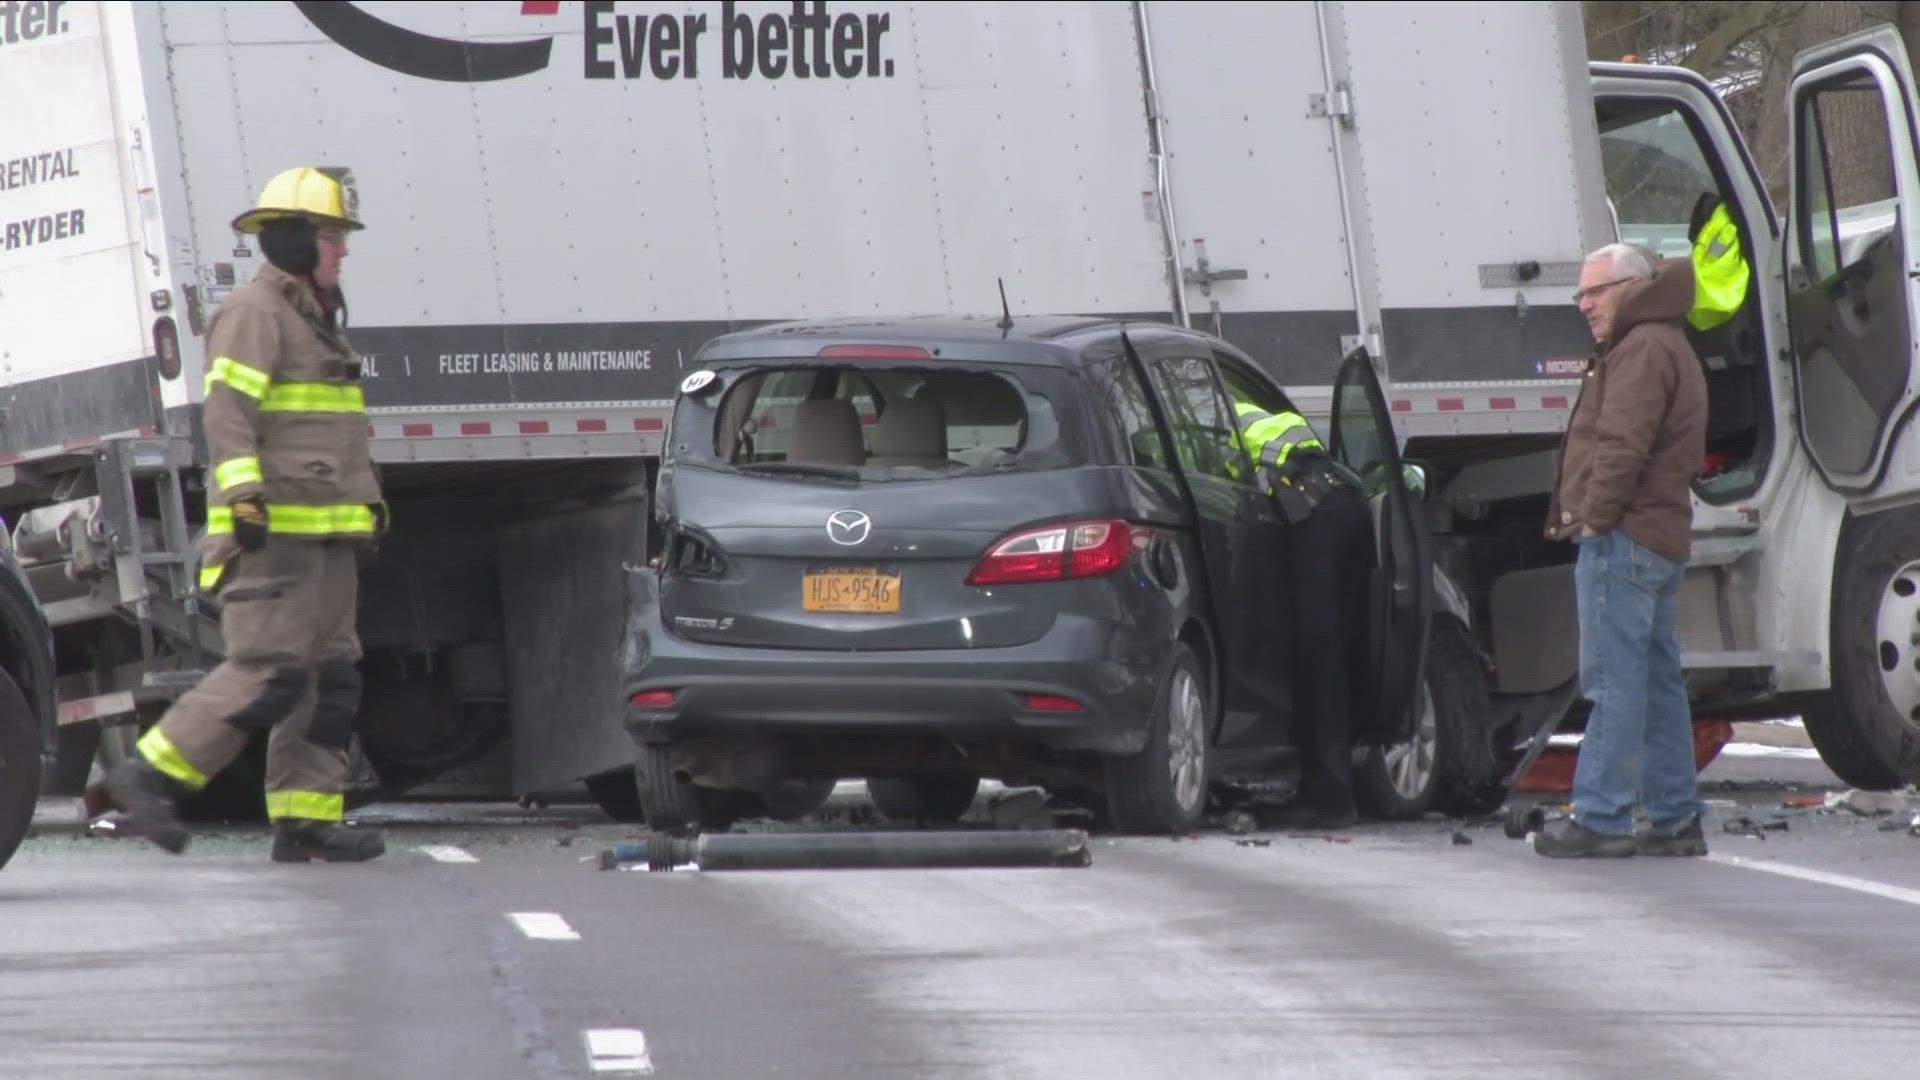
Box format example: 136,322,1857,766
7,0,1920,822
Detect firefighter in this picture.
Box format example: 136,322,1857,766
107,166,388,863
1233,401,1374,829
1686,193,1750,332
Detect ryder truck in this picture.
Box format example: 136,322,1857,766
5,0,1920,826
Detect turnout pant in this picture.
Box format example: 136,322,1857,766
136,536,363,822
1287,478,1374,812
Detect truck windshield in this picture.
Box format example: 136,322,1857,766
695,362,1069,480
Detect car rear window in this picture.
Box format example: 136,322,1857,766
696,362,1069,479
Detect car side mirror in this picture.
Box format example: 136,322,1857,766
1402,462,1429,501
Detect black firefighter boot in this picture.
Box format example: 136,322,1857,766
272,818,387,864
103,759,193,854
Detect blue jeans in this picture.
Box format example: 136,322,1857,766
1570,529,1704,836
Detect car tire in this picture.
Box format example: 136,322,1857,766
633,745,740,834
1424,621,1506,812
868,774,981,824
1355,625,1467,820
1104,644,1209,834
585,766,648,823
0,665,42,872
757,778,837,821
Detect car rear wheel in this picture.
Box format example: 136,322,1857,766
1104,644,1209,833
868,774,981,824
633,745,741,834
0,666,39,872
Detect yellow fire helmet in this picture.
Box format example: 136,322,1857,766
231,166,364,234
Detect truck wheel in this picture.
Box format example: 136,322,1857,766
633,745,739,834
1104,644,1209,833
0,666,42,872
869,774,981,824
1803,507,1920,789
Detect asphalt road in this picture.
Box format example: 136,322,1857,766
5,743,1920,1079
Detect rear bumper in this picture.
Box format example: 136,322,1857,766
622,606,1167,756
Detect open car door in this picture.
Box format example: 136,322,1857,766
1785,25,1920,506
1327,348,1433,745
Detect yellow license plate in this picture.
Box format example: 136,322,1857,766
803,567,901,613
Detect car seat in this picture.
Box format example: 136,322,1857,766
785,398,867,466
866,398,949,467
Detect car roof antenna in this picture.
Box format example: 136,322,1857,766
996,277,1015,334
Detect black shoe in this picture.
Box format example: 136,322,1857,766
271,819,387,863
1639,815,1709,857
1531,816,1636,858
103,760,191,854
1260,805,1360,831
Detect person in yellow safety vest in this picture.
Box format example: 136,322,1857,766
1232,399,1373,828
1686,194,1749,332
107,165,390,863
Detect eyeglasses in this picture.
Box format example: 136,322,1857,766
1572,278,1634,304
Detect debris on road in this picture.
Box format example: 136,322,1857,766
1234,838,1272,848
1223,811,1257,835
1825,789,1914,817
985,789,1055,831
599,829,1095,872
1451,831,1473,846
1723,816,1791,839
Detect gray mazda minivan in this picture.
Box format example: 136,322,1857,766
621,314,1468,834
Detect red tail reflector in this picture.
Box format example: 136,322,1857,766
816,344,933,361
965,520,1148,586
1025,694,1083,712
629,690,675,708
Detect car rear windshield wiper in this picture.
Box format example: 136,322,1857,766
735,462,862,481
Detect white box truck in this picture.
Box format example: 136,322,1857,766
7,0,1920,823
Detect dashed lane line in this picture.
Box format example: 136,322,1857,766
417,845,479,864
584,1029,655,1074
509,912,581,941
1709,853,1920,907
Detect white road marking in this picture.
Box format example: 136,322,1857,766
509,912,580,941
1710,853,1920,907
584,1029,654,1074
416,845,478,864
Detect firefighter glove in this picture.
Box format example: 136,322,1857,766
231,497,269,553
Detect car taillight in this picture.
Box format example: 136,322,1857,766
965,519,1148,586
629,690,675,708
816,344,932,361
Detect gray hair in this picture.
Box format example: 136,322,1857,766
1585,242,1656,281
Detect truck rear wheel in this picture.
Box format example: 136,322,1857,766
1803,508,1920,790
0,666,42,872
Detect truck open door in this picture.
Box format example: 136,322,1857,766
1327,348,1433,746
1785,26,1920,506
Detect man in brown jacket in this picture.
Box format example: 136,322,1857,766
107,166,389,863
1535,243,1710,858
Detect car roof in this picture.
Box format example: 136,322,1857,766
692,313,1211,366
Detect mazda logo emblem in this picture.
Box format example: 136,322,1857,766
826,510,871,546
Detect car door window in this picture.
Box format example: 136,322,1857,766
1147,353,1243,482
1088,355,1170,471
1213,351,1294,417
